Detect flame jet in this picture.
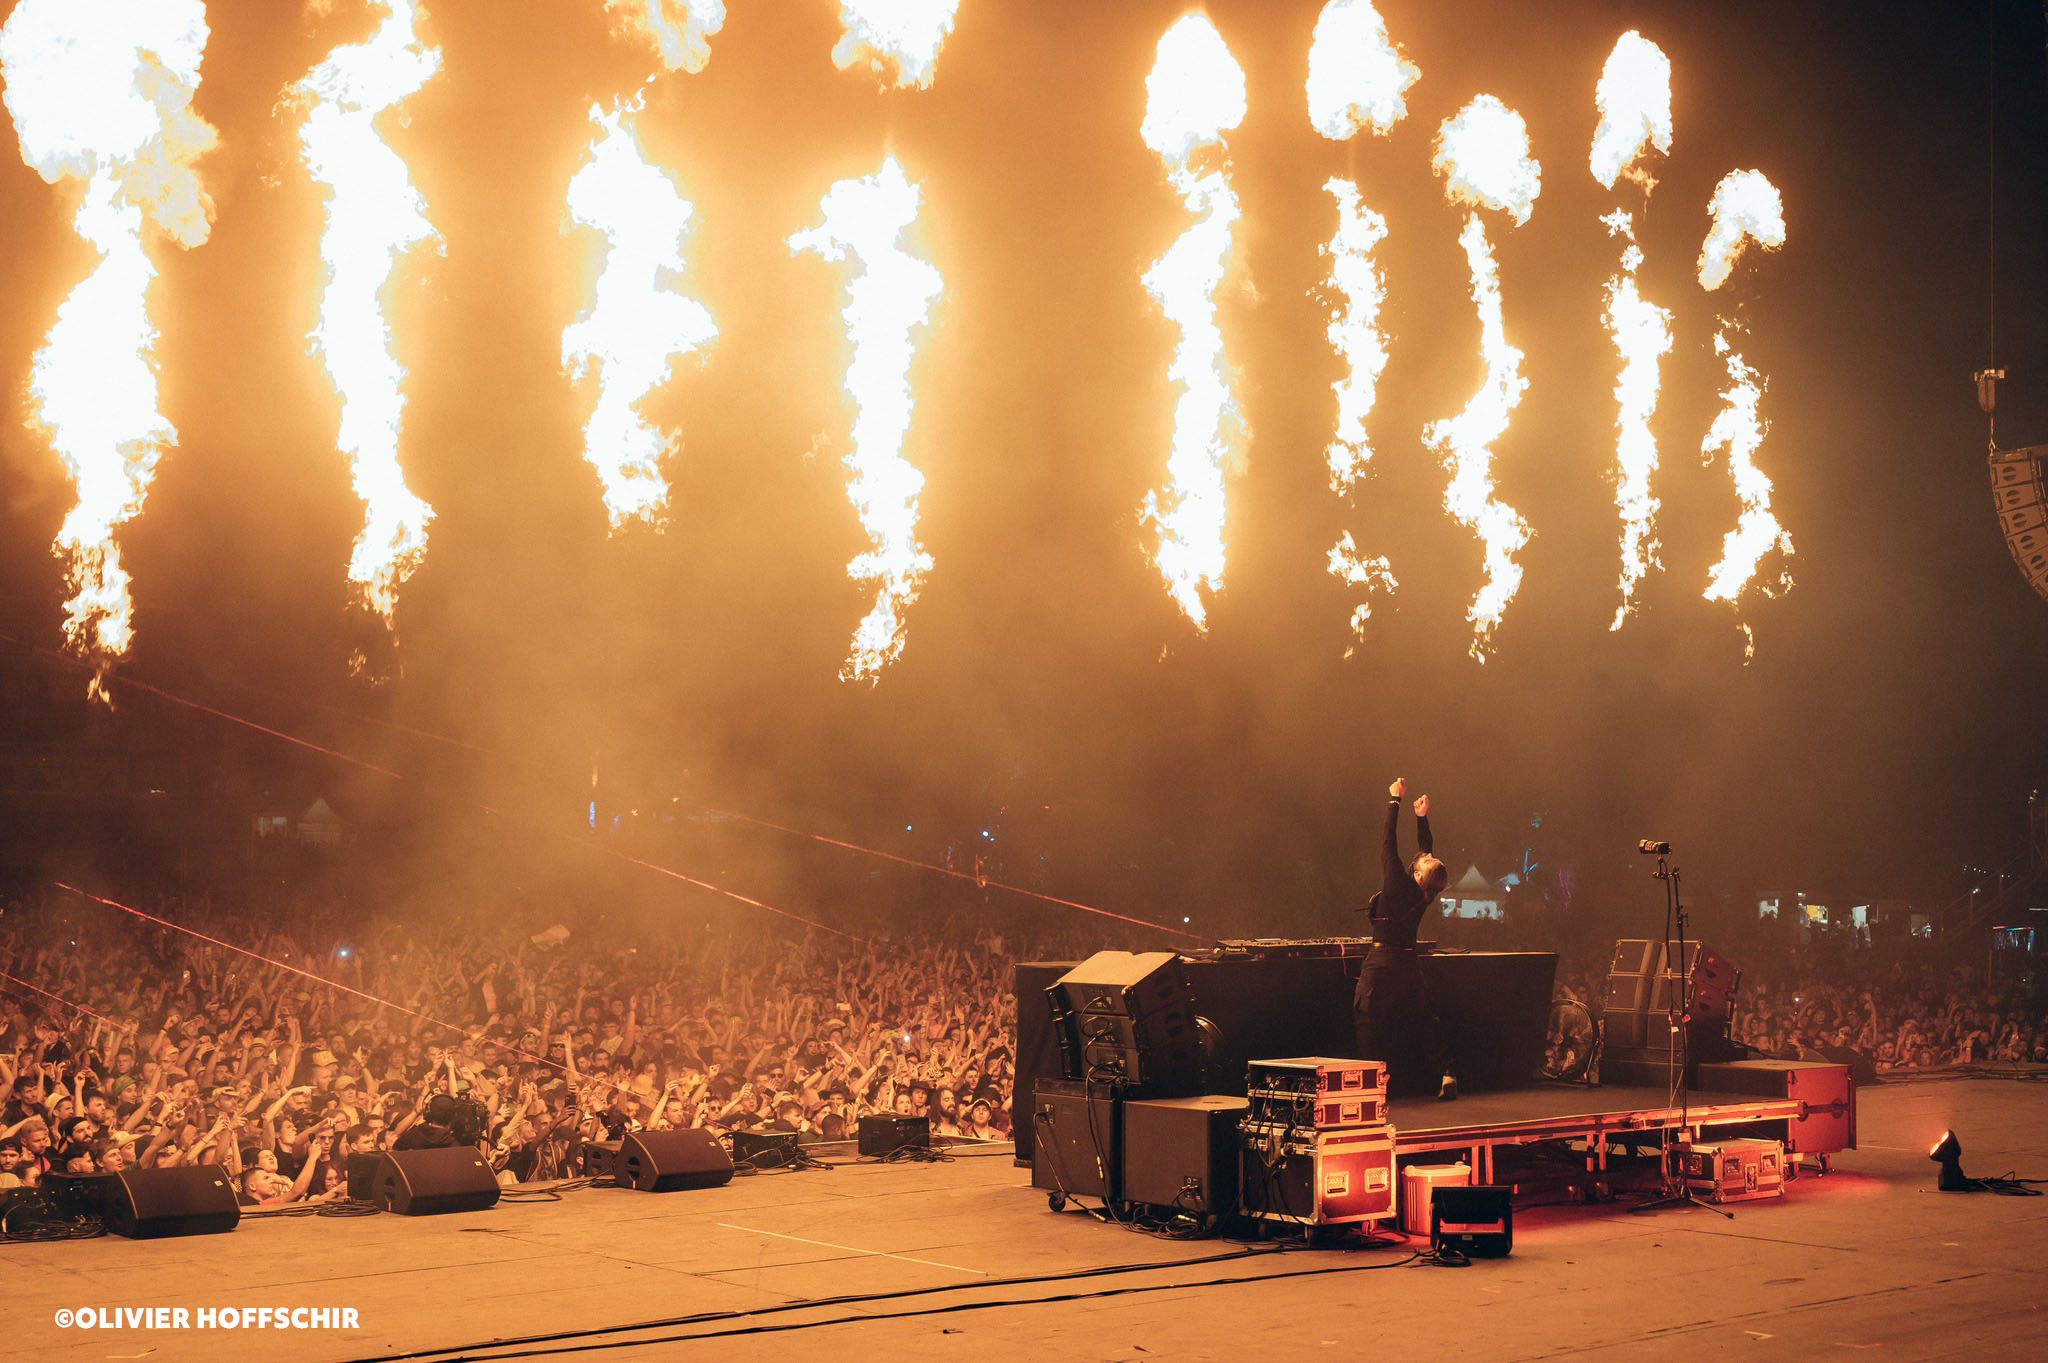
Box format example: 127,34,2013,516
788,157,944,682
1423,95,1540,661
1306,0,1417,648
1590,31,1674,629
603,0,724,72
832,0,961,89
562,97,718,529
0,0,217,693
1697,170,1790,658
1139,15,1247,632
293,0,442,633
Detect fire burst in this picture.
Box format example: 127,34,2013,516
832,0,961,89
562,97,718,529
603,0,724,72
1424,95,1540,660
1139,15,1247,632
294,0,442,630
1307,0,1417,646
789,157,944,682
1591,31,1674,630
1698,170,1790,657
1306,0,1419,141
0,0,217,691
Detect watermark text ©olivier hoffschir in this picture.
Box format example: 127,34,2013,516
54,1306,361,1330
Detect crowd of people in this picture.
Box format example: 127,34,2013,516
1554,943,2048,1072
5,883,2043,1204
0,887,1070,1202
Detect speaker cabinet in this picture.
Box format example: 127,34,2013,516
1121,1094,1246,1214
1030,1079,1121,1202
1432,1184,1512,1258
102,1166,240,1239
617,1128,734,1192
370,1147,501,1215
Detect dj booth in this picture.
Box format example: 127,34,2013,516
1012,944,1555,1164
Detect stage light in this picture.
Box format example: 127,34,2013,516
1930,1130,1973,1192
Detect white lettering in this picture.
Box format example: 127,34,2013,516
174,1307,191,1328
197,1308,218,1329
343,1308,360,1328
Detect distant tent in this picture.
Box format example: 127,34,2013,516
297,798,344,846
1441,865,1503,921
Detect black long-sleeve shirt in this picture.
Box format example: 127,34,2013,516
1364,798,1433,952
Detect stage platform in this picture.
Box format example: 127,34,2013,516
4,1077,2047,1362
1384,1080,1815,1183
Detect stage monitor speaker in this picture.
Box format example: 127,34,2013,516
1120,1094,1246,1215
1432,1184,1512,1258
1031,1079,1121,1203
345,1151,382,1201
732,1130,801,1169
617,1128,734,1192
857,1115,931,1157
370,1147,501,1215
101,1166,240,1239
579,1140,623,1179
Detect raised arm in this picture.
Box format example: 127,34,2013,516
1413,793,1433,857
1381,778,1408,888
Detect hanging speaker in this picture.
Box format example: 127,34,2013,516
616,1128,734,1192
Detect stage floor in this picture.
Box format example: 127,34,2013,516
5,1076,2047,1362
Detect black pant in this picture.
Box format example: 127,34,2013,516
1353,951,1451,1096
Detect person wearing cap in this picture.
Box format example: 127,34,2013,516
962,1097,997,1140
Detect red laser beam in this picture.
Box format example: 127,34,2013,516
0,966,125,1030
697,805,1207,943
2,630,1188,944
52,883,632,1100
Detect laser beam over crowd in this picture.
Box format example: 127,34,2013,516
789,157,945,681
563,96,718,529
832,0,962,89
1590,32,1675,630
1139,15,1248,632
293,0,442,638
1424,95,1540,660
1307,0,1418,649
1698,169,1791,659
0,0,217,697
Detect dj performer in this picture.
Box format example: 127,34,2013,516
1355,777,1457,1099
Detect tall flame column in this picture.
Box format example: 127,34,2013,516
1139,15,1247,632
562,97,717,529
1306,0,1419,651
0,0,217,694
1424,96,1541,661
293,0,442,645
789,157,944,682
1698,170,1791,659
1590,31,1675,630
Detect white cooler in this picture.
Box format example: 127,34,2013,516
1400,1161,1472,1235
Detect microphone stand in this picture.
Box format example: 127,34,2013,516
1630,852,1732,1218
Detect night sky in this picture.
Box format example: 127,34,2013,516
2,0,2045,940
